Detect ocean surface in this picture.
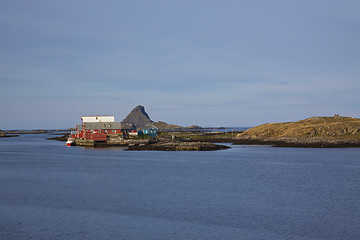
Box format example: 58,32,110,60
1,134,359,240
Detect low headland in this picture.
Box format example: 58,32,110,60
234,115,360,148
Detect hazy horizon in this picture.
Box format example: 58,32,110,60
1,0,359,129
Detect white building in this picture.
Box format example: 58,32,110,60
81,115,115,123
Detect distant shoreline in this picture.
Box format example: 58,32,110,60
0,134,19,138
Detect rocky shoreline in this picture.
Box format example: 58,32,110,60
46,133,70,141
76,138,229,151
47,132,230,151
0,133,19,138
126,141,230,151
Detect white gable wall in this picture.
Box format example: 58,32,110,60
81,116,115,123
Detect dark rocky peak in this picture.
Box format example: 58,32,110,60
122,105,153,129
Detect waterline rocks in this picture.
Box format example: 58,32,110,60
126,141,230,151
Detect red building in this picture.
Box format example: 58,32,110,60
72,116,123,142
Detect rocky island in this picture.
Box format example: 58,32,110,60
47,106,360,149
46,105,229,151
234,115,360,148
0,131,19,138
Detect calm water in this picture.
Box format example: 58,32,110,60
1,134,359,240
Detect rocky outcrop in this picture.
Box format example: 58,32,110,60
121,105,202,130
235,115,360,147
122,105,153,129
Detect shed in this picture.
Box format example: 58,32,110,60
148,126,158,137
139,126,158,137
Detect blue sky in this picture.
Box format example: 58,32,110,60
1,0,359,129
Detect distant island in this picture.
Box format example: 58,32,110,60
0,131,19,138
1,129,71,138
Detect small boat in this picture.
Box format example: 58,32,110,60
65,137,74,146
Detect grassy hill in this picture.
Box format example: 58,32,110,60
148,121,182,130
235,115,360,147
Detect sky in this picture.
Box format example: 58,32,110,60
0,0,359,129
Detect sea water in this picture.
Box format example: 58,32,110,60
0,134,359,240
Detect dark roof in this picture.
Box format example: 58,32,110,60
78,122,122,130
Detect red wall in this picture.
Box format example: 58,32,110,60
90,132,107,141
75,129,122,141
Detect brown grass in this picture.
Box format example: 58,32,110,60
237,116,360,140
